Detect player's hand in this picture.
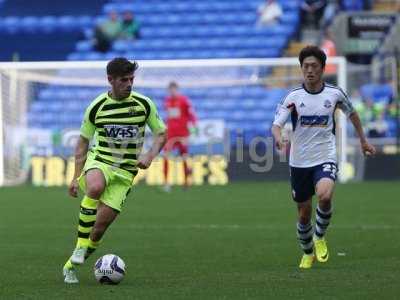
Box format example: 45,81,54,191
361,140,376,156
137,152,153,169
68,179,79,198
275,140,283,150
275,138,288,151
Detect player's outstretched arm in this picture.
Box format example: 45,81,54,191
272,94,291,151
348,112,376,156
137,131,167,169
271,125,285,150
68,136,90,197
139,97,167,169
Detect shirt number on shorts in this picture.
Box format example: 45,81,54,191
322,163,337,179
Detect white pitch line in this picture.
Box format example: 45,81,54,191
0,224,398,230
114,224,400,230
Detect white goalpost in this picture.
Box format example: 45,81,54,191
0,57,348,186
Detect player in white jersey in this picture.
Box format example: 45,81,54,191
272,46,376,269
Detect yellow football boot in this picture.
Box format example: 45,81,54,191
299,253,315,269
314,237,329,262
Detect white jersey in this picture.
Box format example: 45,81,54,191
273,83,354,168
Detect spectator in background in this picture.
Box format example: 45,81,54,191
368,111,389,138
300,0,327,29
120,11,141,40
320,29,337,83
340,0,364,11
257,0,283,26
364,98,386,122
387,101,399,119
163,81,197,192
353,90,391,138
94,11,122,52
320,0,339,29
352,90,373,125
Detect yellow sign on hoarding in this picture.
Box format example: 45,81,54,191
30,155,228,186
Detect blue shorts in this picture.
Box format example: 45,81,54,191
290,162,337,203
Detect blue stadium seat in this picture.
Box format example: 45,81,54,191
38,88,57,101
39,16,58,33
387,119,397,137
267,88,289,100
82,51,104,60
58,15,77,32
76,15,94,28
341,0,364,11
241,99,258,109
20,16,40,33
281,12,299,26
67,52,85,60
104,51,121,60
360,83,393,104
259,101,277,110
1,15,95,34
75,40,93,52
280,0,300,10
2,16,20,33
103,3,119,14
374,84,393,102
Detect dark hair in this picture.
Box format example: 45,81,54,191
299,45,326,69
168,81,178,88
107,57,138,77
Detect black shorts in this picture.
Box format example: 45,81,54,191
290,162,337,203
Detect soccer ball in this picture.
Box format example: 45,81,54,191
94,254,126,284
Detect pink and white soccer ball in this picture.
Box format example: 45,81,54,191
94,254,126,284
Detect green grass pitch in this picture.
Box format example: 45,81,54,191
1,181,399,299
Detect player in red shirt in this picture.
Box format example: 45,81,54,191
163,81,197,191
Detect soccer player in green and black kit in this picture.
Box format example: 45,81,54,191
63,57,167,283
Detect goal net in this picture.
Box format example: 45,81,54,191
0,58,347,186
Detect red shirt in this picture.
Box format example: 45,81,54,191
321,38,337,74
164,94,196,137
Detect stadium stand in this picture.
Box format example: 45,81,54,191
0,0,397,149
67,0,299,60
0,0,108,16
0,1,107,61
15,0,300,149
360,83,393,105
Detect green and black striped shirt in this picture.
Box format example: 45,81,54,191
80,91,166,174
